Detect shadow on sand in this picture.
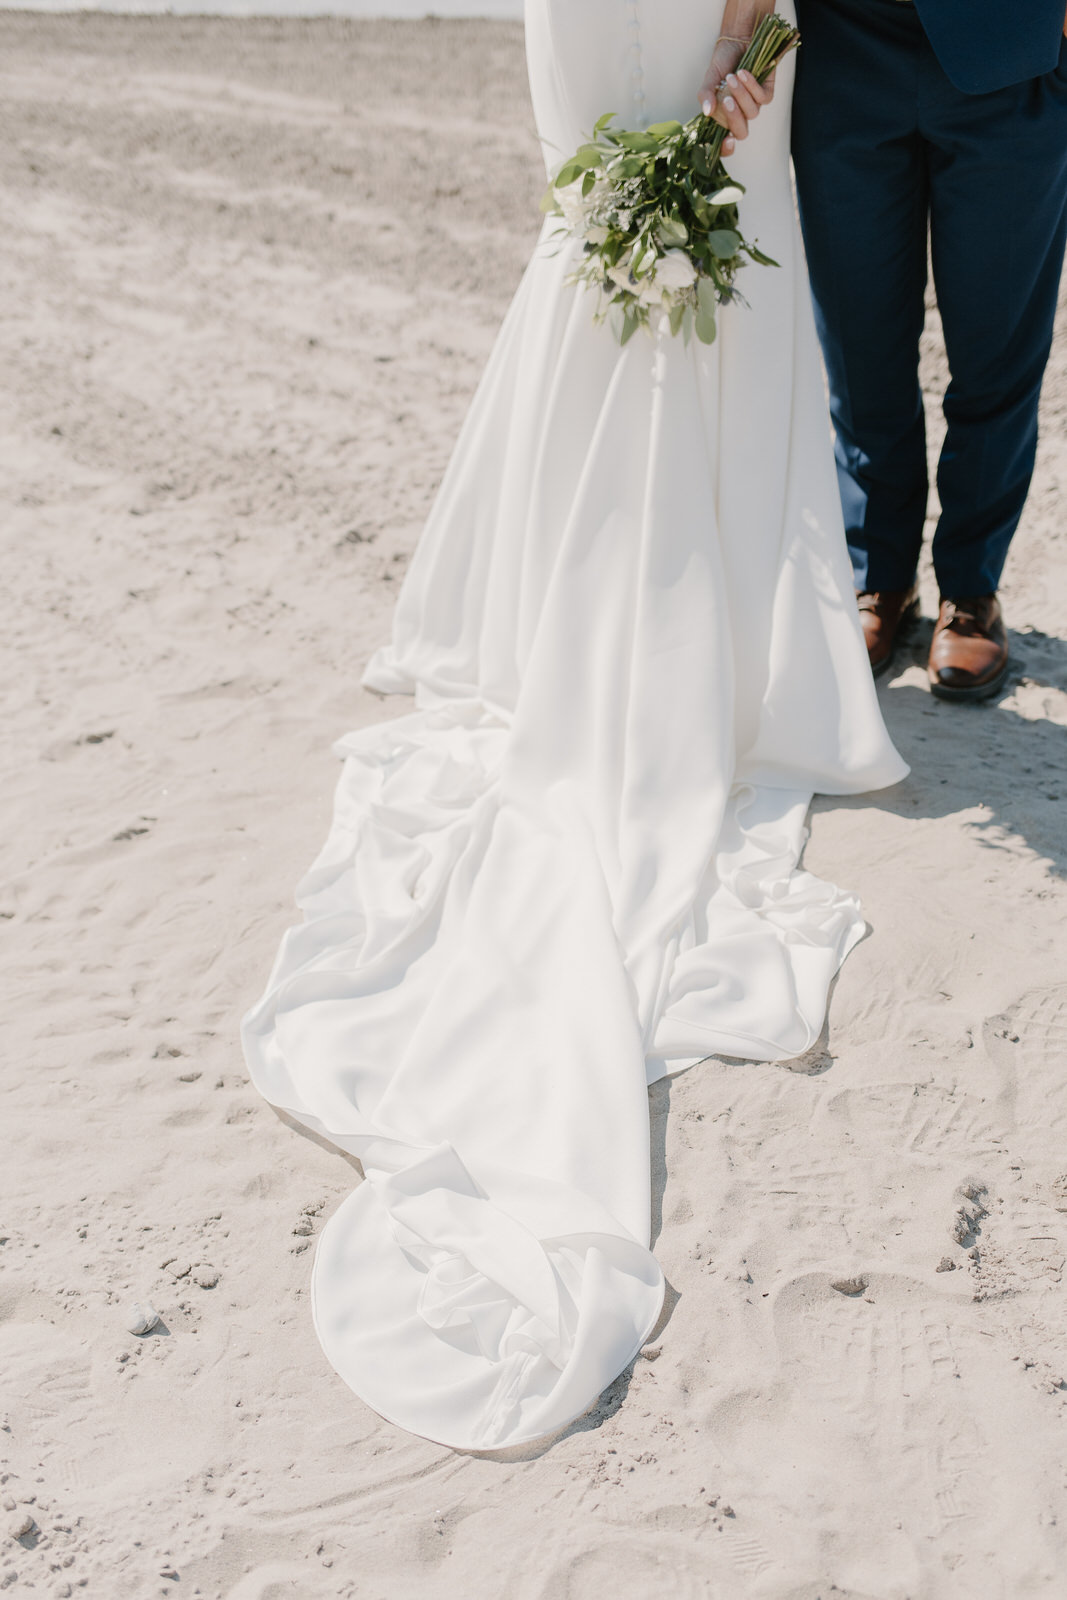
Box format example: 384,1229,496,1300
814,619,1067,878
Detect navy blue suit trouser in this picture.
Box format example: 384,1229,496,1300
792,0,1067,597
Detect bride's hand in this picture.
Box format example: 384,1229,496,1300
698,37,775,154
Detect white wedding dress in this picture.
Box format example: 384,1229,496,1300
243,0,907,1452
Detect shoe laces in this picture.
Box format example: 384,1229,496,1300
940,598,988,635
857,591,906,617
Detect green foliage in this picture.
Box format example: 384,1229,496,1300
695,275,719,345
656,212,689,249
708,229,742,259
620,307,641,345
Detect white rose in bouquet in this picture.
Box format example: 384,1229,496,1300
655,250,698,293
556,181,592,231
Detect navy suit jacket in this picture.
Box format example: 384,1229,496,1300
915,0,1065,94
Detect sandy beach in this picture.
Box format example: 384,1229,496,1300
2,13,1067,1598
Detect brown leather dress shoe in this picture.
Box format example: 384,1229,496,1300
928,594,1009,701
856,583,920,677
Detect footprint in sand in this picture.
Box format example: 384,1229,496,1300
222,1562,322,1600
820,1080,1000,1159
984,983,1067,1154
981,985,1067,1286
0,1318,93,1438
533,1538,719,1600
708,1271,1063,1594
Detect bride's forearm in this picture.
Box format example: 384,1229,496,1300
717,0,775,45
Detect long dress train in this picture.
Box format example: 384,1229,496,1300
242,0,907,1452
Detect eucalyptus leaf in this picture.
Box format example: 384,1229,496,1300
656,213,688,248
708,229,741,259
646,120,684,139
697,275,719,317
618,132,660,154
695,304,717,345
555,160,584,188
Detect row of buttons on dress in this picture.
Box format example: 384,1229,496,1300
626,0,649,128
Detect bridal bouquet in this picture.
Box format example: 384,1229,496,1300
543,13,800,346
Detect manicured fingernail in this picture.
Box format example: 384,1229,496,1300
702,97,713,115
723,95,736,109
727,74,738,85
